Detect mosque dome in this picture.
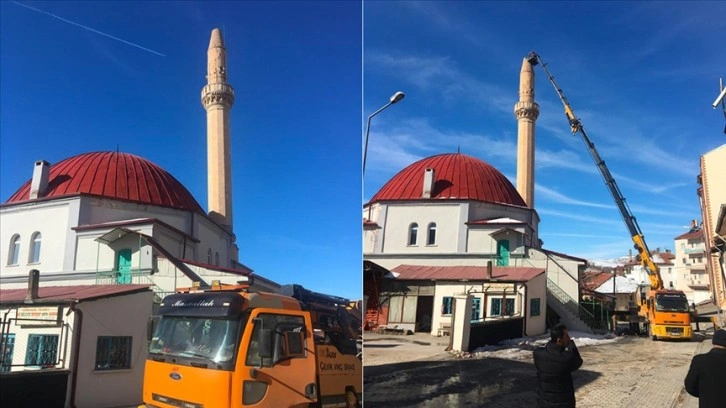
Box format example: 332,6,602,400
5,151,204,213
368,153,526,207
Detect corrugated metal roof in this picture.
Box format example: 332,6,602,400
368,153,526,207
0,284,151,304
5,152,204,213
581,271,613,291
391,264,544,282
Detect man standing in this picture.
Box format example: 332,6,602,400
533,323,583,407
684,329,726,408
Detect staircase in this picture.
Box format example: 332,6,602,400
546,279,594,333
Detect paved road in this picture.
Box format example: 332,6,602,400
363,332,712,407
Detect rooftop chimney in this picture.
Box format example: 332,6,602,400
29,160,50,199
422,168,435,198
26,269,40,303
487,260,493,279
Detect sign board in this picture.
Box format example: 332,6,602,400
17,306,62,325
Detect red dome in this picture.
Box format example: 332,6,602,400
369,153,525,206
5,152,204,213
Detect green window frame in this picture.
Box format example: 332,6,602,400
471,298,481,322
530,298,541,317
441,296,454,315
25,334,58,367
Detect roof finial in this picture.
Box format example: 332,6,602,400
457,145,460,154
116,144,119,153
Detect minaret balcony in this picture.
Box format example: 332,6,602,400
201,83,235,107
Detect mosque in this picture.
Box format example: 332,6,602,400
0,29,279,296
363,58,591,342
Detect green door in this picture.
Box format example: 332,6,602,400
117,249,132,284
496,240,510,266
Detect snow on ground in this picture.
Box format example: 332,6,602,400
463,331,620,360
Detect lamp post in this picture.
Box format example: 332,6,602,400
363,91,405,176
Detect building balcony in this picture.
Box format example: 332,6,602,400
684,247,705,255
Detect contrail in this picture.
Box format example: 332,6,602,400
11,1,166,57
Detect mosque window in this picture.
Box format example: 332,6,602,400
426,223,437,246
215,252,220,266
207,249,212,264
408,223,418,246
29,232,41,264
7,235,20,266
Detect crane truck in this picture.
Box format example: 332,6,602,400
139,279,362,408
526,52,692,341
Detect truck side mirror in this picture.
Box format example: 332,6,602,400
258,328,273,359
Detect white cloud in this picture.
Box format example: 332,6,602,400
535,184,612,208
365,51,514,116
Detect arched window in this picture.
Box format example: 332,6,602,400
207,248,213,264
7,234,20,265
408,223,418,246
427,223,437,246
29,232,42,264
215,252,220,266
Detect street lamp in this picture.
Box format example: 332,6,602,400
363,91,405,176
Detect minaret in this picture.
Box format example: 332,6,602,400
202,28,235,231
514,57,539,208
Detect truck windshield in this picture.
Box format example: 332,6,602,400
149,317,240,363
655,296,690,313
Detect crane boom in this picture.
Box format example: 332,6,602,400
525,51,663,290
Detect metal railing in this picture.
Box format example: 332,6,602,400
95,270,171,302
547,279,609,331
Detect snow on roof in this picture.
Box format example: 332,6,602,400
594,275,640,294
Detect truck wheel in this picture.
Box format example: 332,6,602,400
345,389,360,408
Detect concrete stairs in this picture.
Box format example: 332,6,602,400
546,278,594,334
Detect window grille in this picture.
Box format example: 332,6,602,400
95,336,132,370
25,334,59,366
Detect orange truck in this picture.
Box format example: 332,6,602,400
139,281,362,408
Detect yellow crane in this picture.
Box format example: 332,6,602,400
527,52,692,340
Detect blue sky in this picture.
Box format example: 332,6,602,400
364,1,725,262
0,1,362,299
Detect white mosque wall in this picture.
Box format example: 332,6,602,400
363,203,387,255
194,216,232,267
80,196,190,231
75,233,116,272
466,226,527,255
382,203,462,253
1,198,77,277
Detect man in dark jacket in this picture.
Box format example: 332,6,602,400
684,329,726,408
533,323,583,407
